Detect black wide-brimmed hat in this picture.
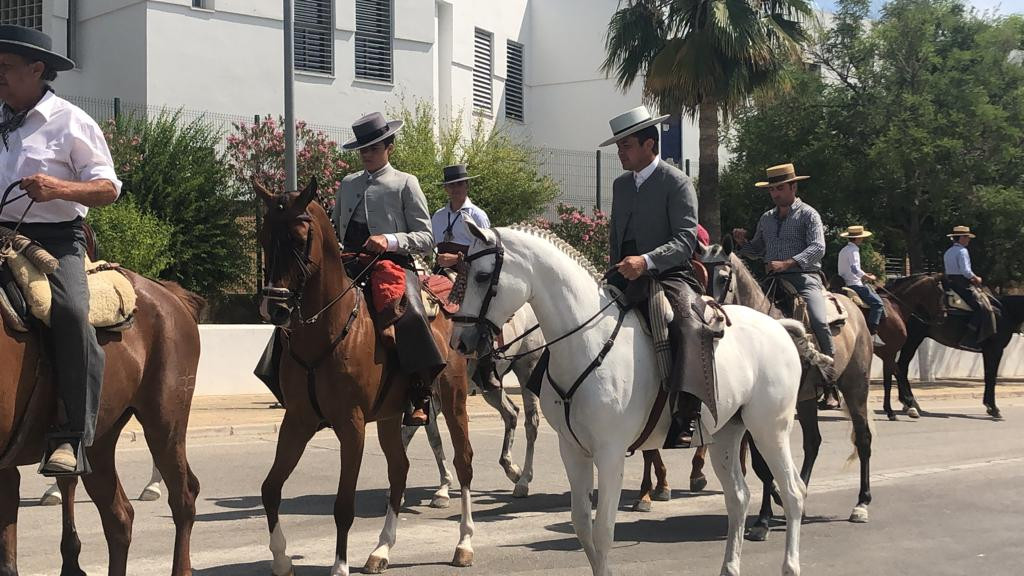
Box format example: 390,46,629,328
341,112,403,150
437,164,478,186
0,25,75,72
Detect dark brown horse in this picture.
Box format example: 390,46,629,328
0,267,204,575
888,274,1024,420
254,180,474,576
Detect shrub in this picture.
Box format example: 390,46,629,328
104,111,249,295
87,196,174,278
540,203,611,269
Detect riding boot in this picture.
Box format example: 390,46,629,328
404,370,435,427
664,392,701,449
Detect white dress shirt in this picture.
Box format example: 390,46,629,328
431,197,491,246
634,155,660,271
943,243,976,279
838,242,865,287
0,91,121,223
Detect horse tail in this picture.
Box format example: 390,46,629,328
777,319,834,370
159,281,207,323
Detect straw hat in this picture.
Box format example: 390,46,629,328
755,163,810,188
839,225,873,239
947,225,976,239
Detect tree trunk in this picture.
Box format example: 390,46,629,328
697,101,722,241
906,208,925,273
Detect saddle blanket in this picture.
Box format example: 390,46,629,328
1,244,136,332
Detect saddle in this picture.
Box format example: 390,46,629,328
775,277,849,328
840,286,870,310
944,289,997,314
420,273,459,318
0,238,136,333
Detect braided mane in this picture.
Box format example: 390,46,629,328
506,224,604,282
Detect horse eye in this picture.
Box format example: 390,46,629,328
475,272,492,283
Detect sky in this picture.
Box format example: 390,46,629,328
814,0,1024,15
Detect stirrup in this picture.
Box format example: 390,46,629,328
402,397,431,427
38,432,91,478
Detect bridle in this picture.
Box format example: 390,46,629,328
450,229,505,335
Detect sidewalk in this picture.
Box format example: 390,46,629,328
118,380,1024,444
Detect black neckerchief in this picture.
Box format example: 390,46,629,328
1,86,55,151
443,202,465,242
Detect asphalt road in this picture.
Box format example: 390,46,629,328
13,395,1024,575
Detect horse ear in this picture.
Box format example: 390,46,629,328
296,177,318,210
466,220,495,245
722,234,734,255
253,179,275,204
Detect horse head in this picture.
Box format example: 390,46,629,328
254,178,325,327
450,221,529,358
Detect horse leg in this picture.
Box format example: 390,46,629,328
795,399,821,488
80,431,134,576
262,411,319,576
437,370,476,567
592,450,626,576
746,414,804,576
882,357,897,421
57,477,85,576
709,418,752,576
633,451,655,512
745,440,776,543
896,329,927,416
423,400,454,508
983,346,1004,419
514,388,541,498
366,417,405,573
481,386,521,486
138,463,163,502
0,467,20,576
651,450,671,501
840,374,874,524
558,436,597,567
691,445,709,492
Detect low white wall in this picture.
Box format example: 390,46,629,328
870,334,1024,380
196,325,276,396
194,325,1023,396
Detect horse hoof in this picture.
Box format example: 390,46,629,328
745,525,769,542
886,412,897,421
431,494,451,509
506,465,523,484
986,405,1003,420
364,555,389,573
512,484,530,499
631,499,652,512
690,475,708,493
39,492,62,506
452,547,474,567
139,486,161,502
849,505,870,523
652,486,671,501
906,407,920,419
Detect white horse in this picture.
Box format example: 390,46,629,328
451,224,819,576
402,304,544,505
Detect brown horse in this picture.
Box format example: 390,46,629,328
837,274,947,420
0,268,204,575
254,180,474,576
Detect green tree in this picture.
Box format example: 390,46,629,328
602,0,813,239
104,111,249,295
387,100,559,225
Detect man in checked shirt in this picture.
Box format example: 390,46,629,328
732,163,836,383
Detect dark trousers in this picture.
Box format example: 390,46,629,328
849,284,885,328
947,275,991,337
12,220,103,447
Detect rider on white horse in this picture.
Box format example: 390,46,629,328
600,106,714,449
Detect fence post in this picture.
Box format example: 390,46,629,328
684,158,690,176
113,97,121,120
254,114,260,125
595,150,601,212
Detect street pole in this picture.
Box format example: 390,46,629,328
283,0,297,191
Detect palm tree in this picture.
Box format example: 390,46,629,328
603,0,812,239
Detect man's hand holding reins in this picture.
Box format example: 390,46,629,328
616,255,648,280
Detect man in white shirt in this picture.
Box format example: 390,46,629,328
837,225,885,344
431,164,491,270
0,26,121,474
943,225,995,345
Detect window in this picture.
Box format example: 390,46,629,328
473,28,493,113
295,0,334,75
0,0,43,30
355,0,392,82
66,0,78,64
505,40,524,121
191,0,209,8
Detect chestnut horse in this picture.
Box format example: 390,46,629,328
254,180,474,576
0,264,204,575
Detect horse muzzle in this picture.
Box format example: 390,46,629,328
260,286,295,327
452,324,493,359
